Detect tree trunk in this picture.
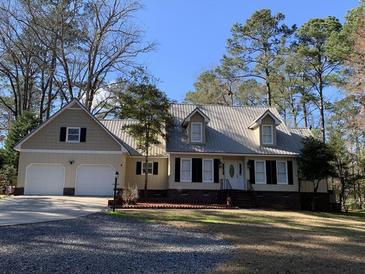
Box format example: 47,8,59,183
303,101,308,128
144,155,148,198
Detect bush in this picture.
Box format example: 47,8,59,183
122,184,139,204
0,165,16,194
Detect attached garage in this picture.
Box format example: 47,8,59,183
75,165,115,196
25,164,65,195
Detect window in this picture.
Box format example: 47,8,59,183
143,162,153,175
181,159,192,182
203,159,213,182
66,127,80,143
277,161,288,184
262,125,273,145
255,161,266,184
191,122,202,142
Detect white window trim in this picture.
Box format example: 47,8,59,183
142,162,153,175
276,161,288,184
255,160,266,184
180,158,192,183
203,159,214,183
190,122,203,143
66,127,80,143
262,125,273,145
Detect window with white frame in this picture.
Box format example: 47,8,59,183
262,125,273,145
66,127,80,143
276,161,288,184
203,159,213,182
181,159,192,182
191,122,202,142
143,162,153,175
255,161,266,184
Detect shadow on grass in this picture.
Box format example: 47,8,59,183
108,209,365,273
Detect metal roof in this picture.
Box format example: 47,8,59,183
101,104,312,157
167,104,311,156
101,119,167,157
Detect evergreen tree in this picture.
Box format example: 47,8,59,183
119,80,172,197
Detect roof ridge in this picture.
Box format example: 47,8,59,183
172,103,275,109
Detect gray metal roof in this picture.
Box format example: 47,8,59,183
101,104,311,157
167,104,311,156
101,119,167,156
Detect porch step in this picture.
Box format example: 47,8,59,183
226,190,257,208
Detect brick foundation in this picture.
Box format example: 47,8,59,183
63,188,75,196
13,187,24,195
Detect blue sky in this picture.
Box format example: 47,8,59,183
135,0,359,102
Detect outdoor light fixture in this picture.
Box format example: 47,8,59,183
69,160,75,165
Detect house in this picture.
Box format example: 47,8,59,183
14,99,330,209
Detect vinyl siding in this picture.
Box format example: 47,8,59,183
17,152,126,189
168,154,222,190
125,157,168,190
22,107,121,151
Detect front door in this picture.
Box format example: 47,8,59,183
225,160,245,190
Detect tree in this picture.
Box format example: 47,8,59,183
3,112,38,169
338,2,365,130
225,9,295,106
119,77,172,197
298,137,336,210
185,70,231,105
296,17,343,142
0,0,153,126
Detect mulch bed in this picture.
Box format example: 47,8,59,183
109,201,237,209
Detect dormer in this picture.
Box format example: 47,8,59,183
248,109,281,147
182,107,210,144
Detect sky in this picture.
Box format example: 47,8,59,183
135,0,360,102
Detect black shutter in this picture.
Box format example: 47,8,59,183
214,159,220,183
60,127,66,142
272,161,277,184
192,158,202,183
80,128,87,142
266,160,277,184
266,160,272,184
175,158,180,182
248,160,255,184
153,162,158,175
288,161,294,185
136,161,141,175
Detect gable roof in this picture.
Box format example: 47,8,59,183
182,107,210,126
14,99,129,153
101,119,167,157
167,104,309,156
248,109,282,129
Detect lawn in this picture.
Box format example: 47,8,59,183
109,209,365,273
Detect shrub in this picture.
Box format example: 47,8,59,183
0,165,16,194
122,184,139,204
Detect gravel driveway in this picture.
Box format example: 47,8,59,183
0,213,232,274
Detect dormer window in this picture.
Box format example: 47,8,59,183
262,125,273,145
191,122,202,143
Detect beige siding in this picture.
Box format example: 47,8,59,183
22,107,121,151
245,156,298,192
125,157,168,190
187,112,206,144
300,180,328,193
17,152,126,189
169,154,222,190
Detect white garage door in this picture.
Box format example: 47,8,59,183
75,165,115,196
25,164,65,195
